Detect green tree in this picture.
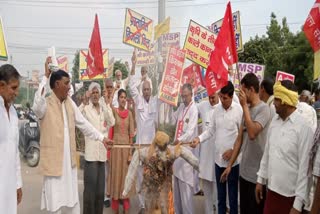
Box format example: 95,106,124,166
238,12,314,92
72,51,80,84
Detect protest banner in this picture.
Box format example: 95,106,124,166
208,11,243,52
276,70,295,82
183,20,215,68
57,55,68,72
154,17,170,41
161,32,180,57
159,47,186,106
315,50,320,80
0,17,8,61
232,62,265,89
79,49,109,80
123,8,153,51
107,57,115,79
136,43,156,66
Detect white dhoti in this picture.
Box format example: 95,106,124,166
41,104,80,213
201,178,217,214
136,165,145,208
173,176,194,214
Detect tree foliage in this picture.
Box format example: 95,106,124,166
239,12,314,92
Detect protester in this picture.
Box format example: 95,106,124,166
192,81,243,214
107,89,135,214
297,89,317,133
79,82,115,214
311,127,320,214
221,73,272,214
171,83,199,214
0,64,23,214
129,51,158,212
196,92,219,214
259,78,275,116
256,80,313,214
33,57,112,214
114,69,128,91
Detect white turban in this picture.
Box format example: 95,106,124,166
88,82,101,95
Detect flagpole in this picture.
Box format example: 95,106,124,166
235,62,241,86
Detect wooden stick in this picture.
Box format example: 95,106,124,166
108,142,192,149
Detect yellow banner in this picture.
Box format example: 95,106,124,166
123,8,153,51
314,50,320,80
154,17,170,41
0,17,8,61
209,11,243,52
136,43,156,66
183,20,215,68
79,49,109,80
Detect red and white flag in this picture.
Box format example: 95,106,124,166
303,0,320,52
86,14,104,79
205,1,238,95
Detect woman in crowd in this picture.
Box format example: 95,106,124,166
108,89,135,214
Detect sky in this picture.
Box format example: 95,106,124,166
0,0,316,77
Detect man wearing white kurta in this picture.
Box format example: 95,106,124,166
129,53,157,210
196,93,219,214
0,64,22,214
172,83,199,214
33,58,111,214
79,82,115,214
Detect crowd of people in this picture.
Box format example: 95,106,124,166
1,50,320,214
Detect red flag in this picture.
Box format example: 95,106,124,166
86,14,104,79
205,2,238,95
182,64,203,92
303,0,320,52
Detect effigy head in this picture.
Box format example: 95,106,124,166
153,131,170,150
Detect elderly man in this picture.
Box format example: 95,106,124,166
129,51,158,211
171,83,199,214
255,80,313,214
79,82,115,214
0,64,22,214
297,89,317,133
114,69,128,91
33,57,112,214
196,92,219,214
123,131,199,214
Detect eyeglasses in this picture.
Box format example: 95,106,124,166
106,86,113,89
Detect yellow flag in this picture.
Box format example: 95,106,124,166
0,17,8,61
314,50,320,80
154,17,170,41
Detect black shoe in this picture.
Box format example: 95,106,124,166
138,207,145,214
194,190,204,196
104,199,111,208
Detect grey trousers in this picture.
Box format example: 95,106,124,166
201,178,217,214
83,161,105,214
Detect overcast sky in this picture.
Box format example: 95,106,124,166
0,0,315,77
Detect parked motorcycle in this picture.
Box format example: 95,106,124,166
18,110,40,167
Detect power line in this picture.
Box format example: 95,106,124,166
0,0,256,9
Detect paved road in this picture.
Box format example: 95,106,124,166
17,160,206,214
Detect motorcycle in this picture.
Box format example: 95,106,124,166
18,110,40,167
